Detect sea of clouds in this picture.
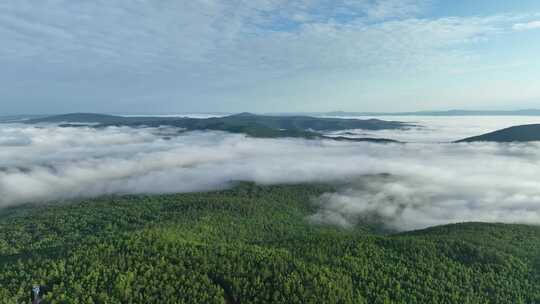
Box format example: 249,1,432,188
324,115,540,142
2,117,540,231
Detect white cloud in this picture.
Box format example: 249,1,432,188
324,115,540,142
513,20,540,31
1,1,539,113
0,0,513,75
361,0,426,20
3,123,540,231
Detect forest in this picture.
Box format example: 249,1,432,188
25,112,408,141
1,182,540,303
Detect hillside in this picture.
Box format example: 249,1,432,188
25,112,409,141
26,113,179,124
457,124,540,142
28,112,409,130
1,182,539,303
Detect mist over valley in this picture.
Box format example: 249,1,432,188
3,114,540,232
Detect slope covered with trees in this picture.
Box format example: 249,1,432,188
24,113,409,141
457,124,540,143
1,183,539,303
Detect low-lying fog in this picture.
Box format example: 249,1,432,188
2,116,540,231
324,115,540,143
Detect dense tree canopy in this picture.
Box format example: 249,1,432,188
1,182,539,303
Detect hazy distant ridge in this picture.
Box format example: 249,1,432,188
457,124,540,142
324,109,540,116
26,112,409,142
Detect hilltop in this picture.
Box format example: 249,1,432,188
457,124,540,143
25,112,409,141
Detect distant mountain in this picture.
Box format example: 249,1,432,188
210,112,409,131
457,124,540,142
0,114,45,122
24,112,410,142
26,113,180,124
324,109,540,116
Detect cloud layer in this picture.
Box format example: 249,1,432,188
513,20,540,31
325,115,540,142
1,1,540,113
2,123,540,231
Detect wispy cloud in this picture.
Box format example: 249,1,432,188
513,20,540,31
0,0,435,74
0,1,539,113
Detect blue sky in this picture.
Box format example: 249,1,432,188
1,0,539,114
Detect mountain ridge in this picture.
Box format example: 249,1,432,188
24,112,410,142
457,124,540,143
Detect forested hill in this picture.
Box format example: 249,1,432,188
457,124,540,142
1,182,540,303
26,112,408,131
25,113,179,124
24,112,409,140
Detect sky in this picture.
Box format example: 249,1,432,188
1,0,540,114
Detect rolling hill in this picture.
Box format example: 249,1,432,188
26,113,179,124
457,124,540,142
25,112,409,141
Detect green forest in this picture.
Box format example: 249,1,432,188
27,112,408,141
1,182,539,303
